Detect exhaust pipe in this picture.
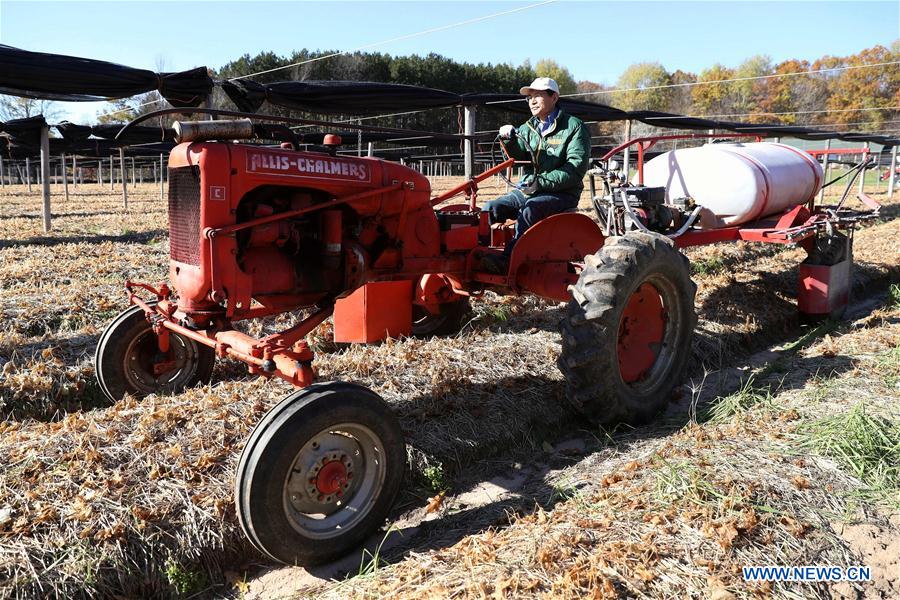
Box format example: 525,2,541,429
173,119,255,143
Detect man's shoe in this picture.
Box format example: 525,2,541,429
479,253,509,275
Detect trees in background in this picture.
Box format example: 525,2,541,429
0,96,60,122
613,62,672,111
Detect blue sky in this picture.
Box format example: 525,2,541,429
1,0,898,123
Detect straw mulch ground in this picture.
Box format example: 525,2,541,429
315,297,900,600
0,175,897,598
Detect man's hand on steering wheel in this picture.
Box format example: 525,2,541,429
516,180,538,195
492,124,539,190
498,124,517,140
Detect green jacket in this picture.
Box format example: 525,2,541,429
504,110,591,197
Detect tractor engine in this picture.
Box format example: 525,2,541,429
164,131,432,328
233,191,346,297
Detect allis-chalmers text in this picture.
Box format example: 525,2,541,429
247,151,371,182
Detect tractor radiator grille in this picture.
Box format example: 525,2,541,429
168,166,201,265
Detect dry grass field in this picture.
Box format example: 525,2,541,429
0,171,897,599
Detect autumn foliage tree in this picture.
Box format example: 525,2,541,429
825,44,900,131
613,62,672,111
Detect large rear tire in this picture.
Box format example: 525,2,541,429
94,304,215,402
557,232,697,425
235,382,406,566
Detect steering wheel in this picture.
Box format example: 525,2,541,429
490,131,539,189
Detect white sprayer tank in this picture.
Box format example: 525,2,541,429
642,142,823,226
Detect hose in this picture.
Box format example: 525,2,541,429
667,205,703,239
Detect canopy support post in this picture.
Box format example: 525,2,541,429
62,153,69,202
40,125,51,232
464,105,475,182
120,148,128,210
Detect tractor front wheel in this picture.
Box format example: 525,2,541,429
411,297,471,337
94,304,215,402
235,382,406,566
558,232,697,425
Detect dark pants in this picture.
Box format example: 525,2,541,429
483,189,579,254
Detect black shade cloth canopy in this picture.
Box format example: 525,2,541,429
0,45,212,107
222,79,464,114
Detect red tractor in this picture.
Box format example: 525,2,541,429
96,115,875,565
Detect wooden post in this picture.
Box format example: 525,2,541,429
109,155,114,190
98,159,103,187
40,126,51,232
26,157,32,192
61,153,69,202
818,139,831,204
131,157,136,186
888,144,898,198
463,105,475,181
120,148,128,210
159,154,165,201
622,120,632,181
72,155,77,189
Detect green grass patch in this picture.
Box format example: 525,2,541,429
704,377,778,422
801,402,900,507
653,459,717,505
422,462,449,494
877,346,900,389
164,558,207,596
888,283,900,310
691,255,725,276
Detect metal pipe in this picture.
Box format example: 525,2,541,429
888,145,898,198
622,120,632,182
858,144,868,195
173,119,254,143
818,139,831,204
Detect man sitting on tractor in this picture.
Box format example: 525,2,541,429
481,77,592,274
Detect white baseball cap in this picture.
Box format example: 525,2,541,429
520,77,560,95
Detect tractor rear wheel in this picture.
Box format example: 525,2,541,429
235,382,406,566
557,232,697,425
95,304,215,402
411,297,471,337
